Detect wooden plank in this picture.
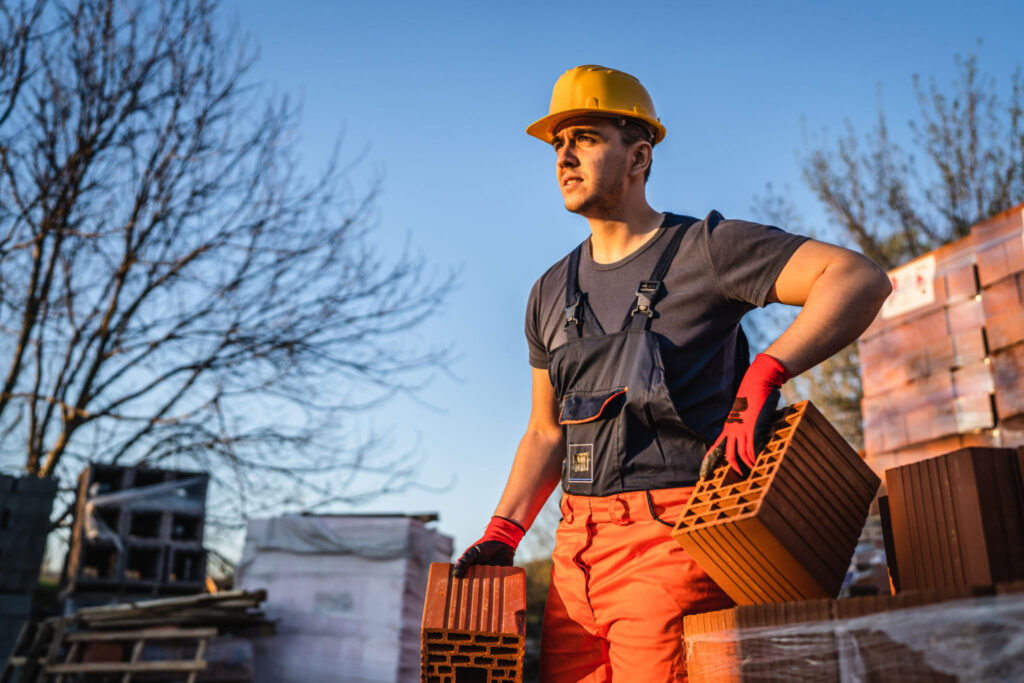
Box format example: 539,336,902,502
47,661,207,674
55,640,80,683
187,638,209,683
122,638,146,683
73,590,264,616
64,627,217,642
0,619,33,683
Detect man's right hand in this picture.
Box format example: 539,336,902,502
452,516,526,578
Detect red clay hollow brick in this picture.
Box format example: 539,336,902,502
685,587,998,683
672,401,881,605
884,447,1024,592
421,562,526,683
683,599,835,683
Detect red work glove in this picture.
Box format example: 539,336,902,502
453,516,526,578
701,353,789,479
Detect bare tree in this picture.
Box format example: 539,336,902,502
0,0,452,528
802,54,1023,269
754,54,1023,446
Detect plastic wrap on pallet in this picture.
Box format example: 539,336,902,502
684,593,1024,682
236,515,453,683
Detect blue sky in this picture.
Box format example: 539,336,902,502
220,0,1024,559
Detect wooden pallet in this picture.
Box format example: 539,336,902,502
3,619,214,682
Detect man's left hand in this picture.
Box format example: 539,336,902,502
701,353,788,478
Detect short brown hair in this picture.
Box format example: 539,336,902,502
617,118,655,182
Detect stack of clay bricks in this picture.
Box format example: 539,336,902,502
671,401,880,604
63,463,209,605
0,474,57,661
684,586,1012,682
420,563,526,683
677,415,1024,680
684,599,834,682
883,446,1024,592
975,210,1024,443
859,203,1024,471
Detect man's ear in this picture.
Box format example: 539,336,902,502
630,143,652,177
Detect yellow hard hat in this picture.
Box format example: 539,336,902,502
526,65,666,145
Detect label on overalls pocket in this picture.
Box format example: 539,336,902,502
567,443,594,482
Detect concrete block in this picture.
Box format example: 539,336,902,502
421,562,525,683
65,463,209,597
0,474,56,594
672,401,880,605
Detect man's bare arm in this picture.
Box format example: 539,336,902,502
764,240,892,376
703,239,891,476
493,366,566,528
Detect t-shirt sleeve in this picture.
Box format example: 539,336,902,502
704,219,810,307
525,276,550,370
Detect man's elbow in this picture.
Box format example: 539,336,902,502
834,254,892,327
860,258,893,312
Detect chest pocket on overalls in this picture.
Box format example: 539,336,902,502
558,387,627,484
548,216,707,496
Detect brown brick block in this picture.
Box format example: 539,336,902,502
685,588,992,683
672,401,881,605
421,563,526,683
946,296,985,335
862,236,977,340
981,273,1024,351
952,361,995,397
684,599,834,683
832,587,988,683
864,428,1006,475
972,205,1024,287
993,342,1024,421
987,308,1024,353
885,448,1024,592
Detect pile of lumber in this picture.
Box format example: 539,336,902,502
2,590,271,682
73,589,273,633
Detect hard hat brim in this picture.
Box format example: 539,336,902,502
526,108,667,145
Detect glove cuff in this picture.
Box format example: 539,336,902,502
751,353,790,386
480,515,526,550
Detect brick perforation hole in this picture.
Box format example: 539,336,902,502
422,630,524,682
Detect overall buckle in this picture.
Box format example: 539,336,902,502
631,280,662,318
564,293,582,327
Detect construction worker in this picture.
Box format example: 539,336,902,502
455,65,892,682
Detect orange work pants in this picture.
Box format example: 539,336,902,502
539,487,734,683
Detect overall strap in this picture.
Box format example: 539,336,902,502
626,216,699,331
563,243,585,337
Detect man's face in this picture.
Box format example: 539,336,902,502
551,117,631,217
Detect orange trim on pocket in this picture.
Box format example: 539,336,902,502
558,388,628,425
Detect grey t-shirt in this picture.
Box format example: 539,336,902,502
525,211,809,441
